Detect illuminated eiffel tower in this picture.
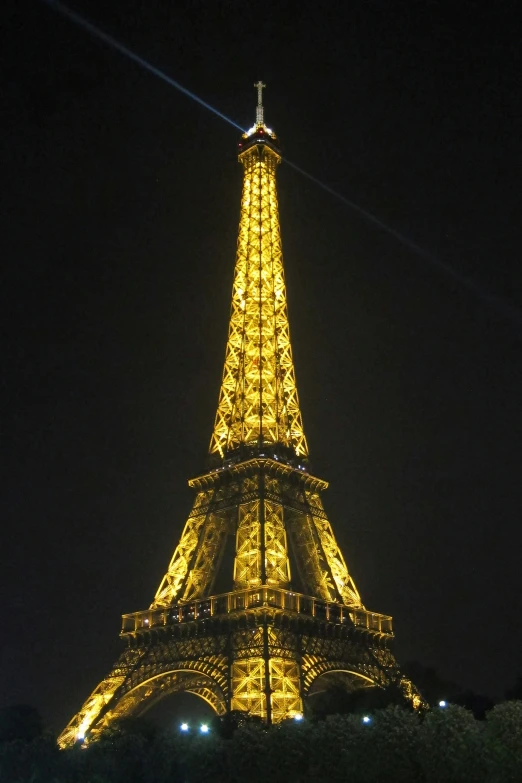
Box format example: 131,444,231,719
59,84,418,747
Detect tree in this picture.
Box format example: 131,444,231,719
418,703,485,782
359,705,421,783
0,736,61,783
211,709,263,739
227,722,270,783
181,732,228,783
454,688,495,720
484,700,522,783
307,678,412,719
74,729,148,783
265,718,313,783
305,713,370,783
98,715,158,743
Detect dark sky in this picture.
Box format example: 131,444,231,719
2,0,521,732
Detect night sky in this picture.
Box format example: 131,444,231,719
2,0,521,732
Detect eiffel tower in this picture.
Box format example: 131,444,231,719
58,84,418,747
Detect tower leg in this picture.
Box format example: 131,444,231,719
262,622,272,725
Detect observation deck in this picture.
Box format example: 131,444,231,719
238,125,281,157
121,586,393,638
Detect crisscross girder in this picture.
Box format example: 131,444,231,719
209,142,308,459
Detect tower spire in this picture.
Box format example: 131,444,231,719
210,97,308,463
254,80,266,126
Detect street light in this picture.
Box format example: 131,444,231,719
362,716,371,724
200,724,209,734
180,723,189,732
439,700,447,708
294,713,303,722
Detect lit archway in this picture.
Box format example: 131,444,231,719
304,669,378,717
96,669,227,735
307,668,376,697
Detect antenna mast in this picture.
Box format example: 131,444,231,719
254,80,266,126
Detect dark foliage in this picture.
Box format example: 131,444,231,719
307,680,412,719
1,701,522,782
211,709,264,739
405,661,497,719
454,689,495,720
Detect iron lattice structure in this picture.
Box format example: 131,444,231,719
59,86,418,747
208,112,307,462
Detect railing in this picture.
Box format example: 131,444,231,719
121,587,393,637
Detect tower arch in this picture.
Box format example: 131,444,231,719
106,669,227,725
306,667,377,695
302,659,388,695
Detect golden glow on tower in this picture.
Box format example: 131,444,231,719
57,85,421,749
150,460,362,610
230,631,302,721
233,476,291,590
209,97,308,460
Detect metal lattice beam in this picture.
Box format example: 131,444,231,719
209,133,308,459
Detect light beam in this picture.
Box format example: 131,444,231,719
40,0,244,132
40,0,522,328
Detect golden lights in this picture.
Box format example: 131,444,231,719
209,143,308,460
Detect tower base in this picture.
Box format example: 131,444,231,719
58,589,412,747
